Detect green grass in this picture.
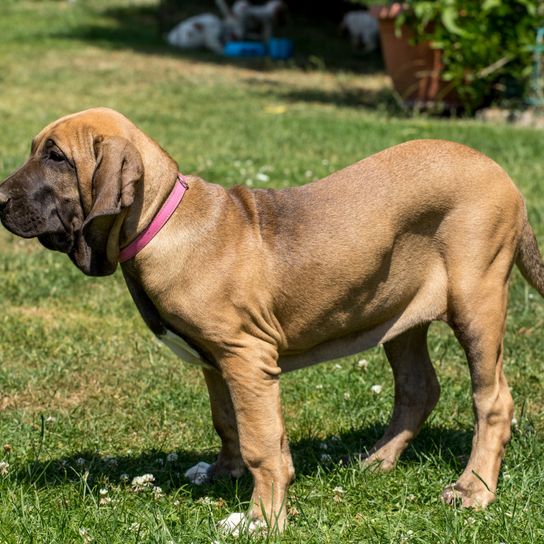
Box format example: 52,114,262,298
0,1,543,542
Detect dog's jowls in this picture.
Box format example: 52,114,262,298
1,108,543,534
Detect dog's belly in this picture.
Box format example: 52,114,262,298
279,317,397,372
278,274,447,372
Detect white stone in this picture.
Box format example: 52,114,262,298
184,461,212,485
217,513,265,536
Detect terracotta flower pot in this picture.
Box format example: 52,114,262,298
371,3,458,108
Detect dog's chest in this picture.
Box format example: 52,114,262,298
122,273,215,370
158,328,215,370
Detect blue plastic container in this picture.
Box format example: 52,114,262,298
224,41,267,58
268,38,294,60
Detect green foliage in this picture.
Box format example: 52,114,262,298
400,0,541,111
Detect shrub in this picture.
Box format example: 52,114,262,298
398,0,542,112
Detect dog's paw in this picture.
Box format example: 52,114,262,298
360,453,396,472
217,513,266,536
184,461,212,485
442,483,495,509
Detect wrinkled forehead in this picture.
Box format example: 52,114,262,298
31,108,134,155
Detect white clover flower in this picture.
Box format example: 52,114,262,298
78,528,92,543
99,488,108,496
132,473,155,486
315,384,323,390
152,486,164,498
0,461,9,476
334,364,342,370
357,359,369,370
131,473,155,490
256,172,269,182
333,486,345,502
344,392,351,400
370,384,383,394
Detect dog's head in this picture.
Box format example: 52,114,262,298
0,108,144,276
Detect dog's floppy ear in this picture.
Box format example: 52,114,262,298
73,135,143,276
83,135,143,229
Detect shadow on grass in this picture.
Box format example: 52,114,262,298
271,85,400,112
54,1,386,77
12,424,472,505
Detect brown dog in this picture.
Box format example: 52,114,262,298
1,108,543,533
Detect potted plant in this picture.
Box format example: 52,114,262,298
369,1,539,113
369,3,454,108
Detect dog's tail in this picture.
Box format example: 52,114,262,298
516,216,544,297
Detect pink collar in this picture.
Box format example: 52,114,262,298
119,173,188,263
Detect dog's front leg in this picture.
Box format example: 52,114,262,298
217,346,294,535
203,368,246,480
184,368,246,485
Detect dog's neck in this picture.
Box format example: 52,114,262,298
118,134,179,251
118,174,188,263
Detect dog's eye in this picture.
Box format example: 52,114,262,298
49,149,65,163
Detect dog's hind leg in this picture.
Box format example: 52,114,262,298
442,280,513,508
363,324,440,471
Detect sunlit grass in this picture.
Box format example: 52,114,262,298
0,1,543,542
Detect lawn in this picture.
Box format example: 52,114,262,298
0,1,543,543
